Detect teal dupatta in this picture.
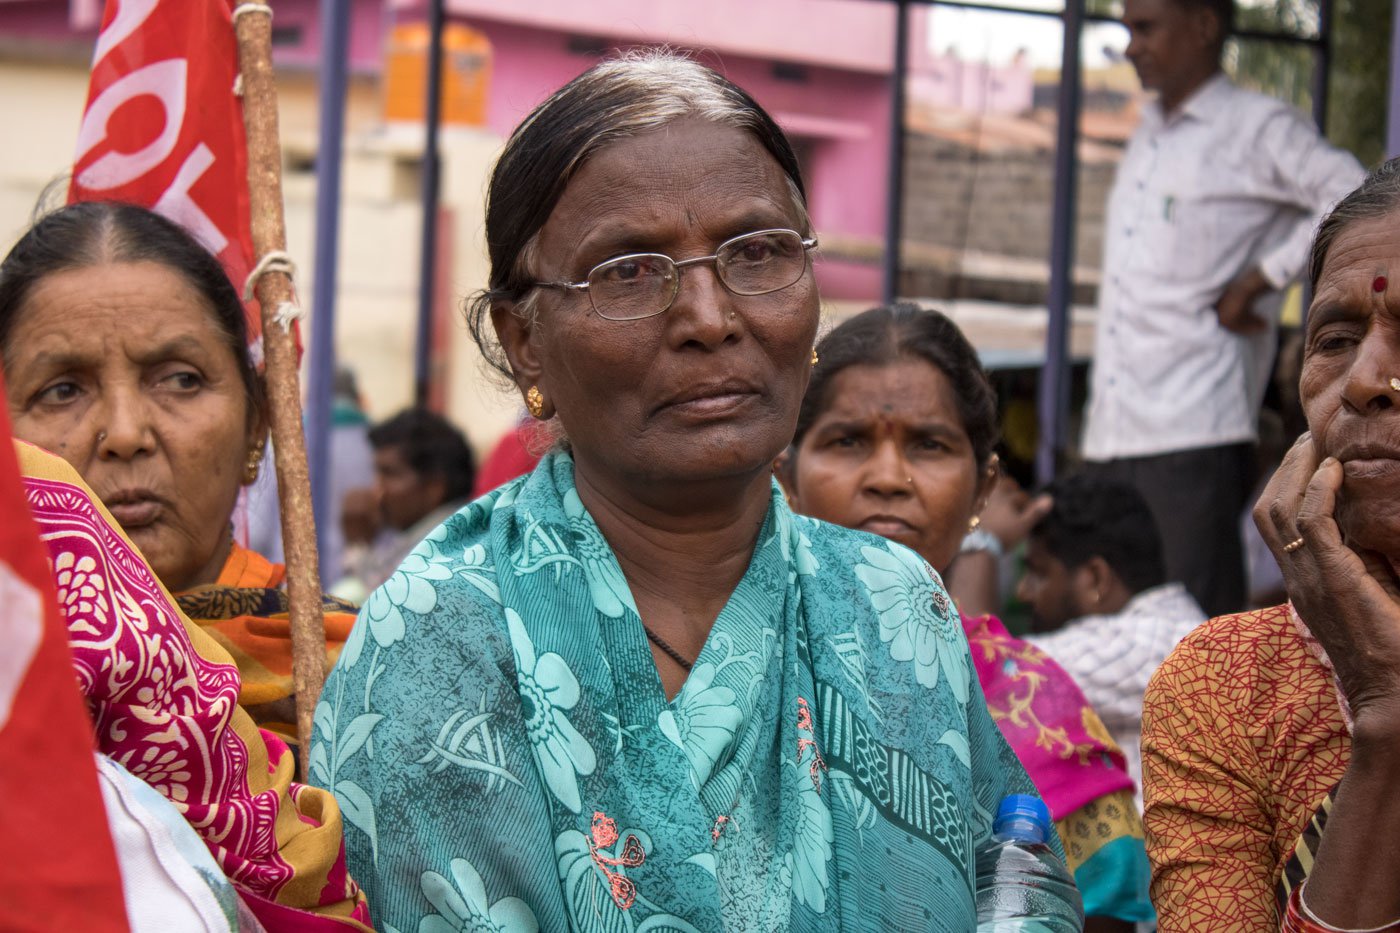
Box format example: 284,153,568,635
313,453,1059,932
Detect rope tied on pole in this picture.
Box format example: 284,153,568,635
234,0,326,782
232,3,274,23
242,250,304,330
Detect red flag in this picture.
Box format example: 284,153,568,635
0,380,128,931
68,0,268,362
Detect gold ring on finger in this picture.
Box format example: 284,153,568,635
1283,536,1306,553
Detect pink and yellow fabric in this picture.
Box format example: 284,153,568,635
17,440,372,932
963,613,1154,923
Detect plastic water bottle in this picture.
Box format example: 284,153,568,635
974,794,1085,931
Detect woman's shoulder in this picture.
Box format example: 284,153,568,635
1162,603,1313,676
1148,603,1335,723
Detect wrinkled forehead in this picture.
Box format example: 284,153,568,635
1307,215,1400,333
534,120,806,255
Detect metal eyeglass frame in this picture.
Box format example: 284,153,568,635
533,228,819,321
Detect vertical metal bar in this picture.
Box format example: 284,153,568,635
414,0,445,406
1036,0,1085,485
1390,0,1400,155
882,0,910,304
307,0,351,580
1311,0,1333,130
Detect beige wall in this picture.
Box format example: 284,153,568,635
0,57,518,457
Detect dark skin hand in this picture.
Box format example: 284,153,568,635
946,471,1051,619
1214,265,1272,335
340,486,380,546
1256,433,1400,925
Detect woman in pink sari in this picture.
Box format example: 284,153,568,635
782,302,1152,930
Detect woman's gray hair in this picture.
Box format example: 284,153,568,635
1309,156,1400,291
465,48,811,381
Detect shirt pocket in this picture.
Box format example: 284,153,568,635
1157,191,1221,284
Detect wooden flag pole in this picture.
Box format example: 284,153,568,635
234,2,325,781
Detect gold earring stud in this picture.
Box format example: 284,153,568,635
969,515,981,531
811,348,820,366
243,443,266,485
526,385,546,419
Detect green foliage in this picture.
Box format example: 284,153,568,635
1228,0,1389,166
1326,0,1390,166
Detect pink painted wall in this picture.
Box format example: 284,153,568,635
265,0,387,74
909,53,1035,115
417,11,893,300
0,0,83,46
432,0,895,74
0,0,893,301
7,0,386,73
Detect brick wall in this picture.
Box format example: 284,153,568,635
898,133,1119,304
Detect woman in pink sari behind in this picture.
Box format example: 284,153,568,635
782,302,1153,930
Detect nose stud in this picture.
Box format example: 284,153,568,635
1390,377,1400,393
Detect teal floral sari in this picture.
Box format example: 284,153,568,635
312,453,1064,932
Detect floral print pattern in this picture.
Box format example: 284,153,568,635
855,543,970,702
316,455,1060,932
343,551,451,667
658,662,742,789
420,858,538,933
506,608,596,813
786,758,834,913
563,488,634,618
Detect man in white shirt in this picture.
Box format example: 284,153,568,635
1019,474,1207,809
1082,0,1365,616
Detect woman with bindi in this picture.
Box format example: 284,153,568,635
780,302,1154,930
1142,158,1400,930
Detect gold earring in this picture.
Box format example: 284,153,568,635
526,385,546,419
969,515,981,531
811,348,820,366
243,443,265,485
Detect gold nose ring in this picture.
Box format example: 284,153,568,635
1390,377,1400,393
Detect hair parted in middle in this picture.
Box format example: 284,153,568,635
792,302,1000,471
465,48,811,381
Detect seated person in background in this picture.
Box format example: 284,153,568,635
1020,474,1206,809
336,407,476,601
782,301,1154,930
0,201,354,744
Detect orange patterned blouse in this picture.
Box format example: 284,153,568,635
1141,603,1351,931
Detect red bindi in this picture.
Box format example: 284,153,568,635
1374,275,1388,293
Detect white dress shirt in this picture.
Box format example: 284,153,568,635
1026,582,1207,810
1083,73,1365,460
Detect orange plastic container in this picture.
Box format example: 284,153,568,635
383,21,492,126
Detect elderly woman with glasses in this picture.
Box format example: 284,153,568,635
313,52,1074,931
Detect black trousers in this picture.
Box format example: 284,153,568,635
1088,442,1253,619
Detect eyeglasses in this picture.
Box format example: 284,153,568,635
534,228,818,322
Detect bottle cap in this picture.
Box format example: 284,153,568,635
993,793,1052,843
